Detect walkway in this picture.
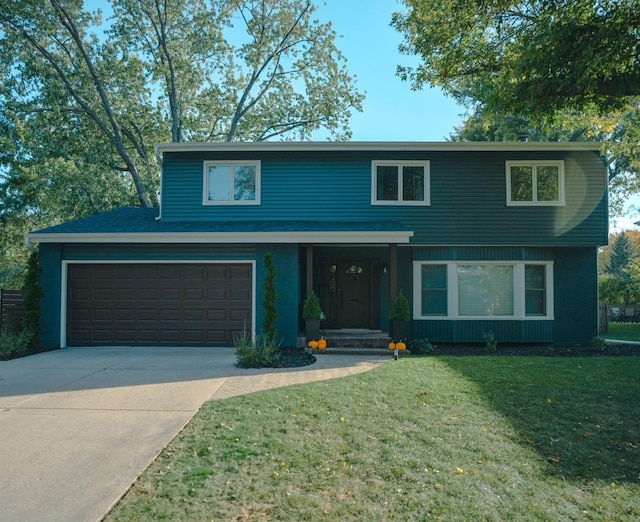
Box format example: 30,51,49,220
0,347,387,522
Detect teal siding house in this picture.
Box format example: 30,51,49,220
27,142,608,349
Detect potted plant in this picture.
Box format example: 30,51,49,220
389,289,410,340
302,291,323,340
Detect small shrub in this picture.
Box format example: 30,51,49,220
23,250,43,349
483,331,497,353
235,329,281,368
409,338,437,355
302,291,322,320
589,336,606,353
0,328,33,360
389,289,410,321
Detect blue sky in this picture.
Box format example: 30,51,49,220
315,0,466,141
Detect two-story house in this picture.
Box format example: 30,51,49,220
27,141,608,350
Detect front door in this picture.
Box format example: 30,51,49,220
319,259,379,329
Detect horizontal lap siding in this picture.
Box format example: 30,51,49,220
62,244,256,260
161,150,606,246
162,154,373,223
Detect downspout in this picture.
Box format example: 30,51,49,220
24,235,37,252
153,144,163,221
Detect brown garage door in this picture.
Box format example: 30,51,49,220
67,263,252,347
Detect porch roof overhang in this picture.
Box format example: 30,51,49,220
25,208,413,246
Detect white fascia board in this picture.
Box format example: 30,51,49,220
27,230,414,245
155,141,602,155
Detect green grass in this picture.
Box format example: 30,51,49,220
106,357,640,521
602,322,640,342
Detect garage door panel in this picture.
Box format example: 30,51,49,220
116,288,136,300
67,263,252,347
93,309,112,321
184,309,204,321
230,288,251,300
70,287,91,300
183,288,206,300
161,288,181,300
230,266,252,280
230,309,251,321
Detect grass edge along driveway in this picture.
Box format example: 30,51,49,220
106,357,640,521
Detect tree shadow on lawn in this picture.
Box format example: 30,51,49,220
441,357,640,485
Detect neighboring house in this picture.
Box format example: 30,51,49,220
26,141,608,349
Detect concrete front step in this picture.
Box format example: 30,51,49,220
310,347,411,356
321,329,391,349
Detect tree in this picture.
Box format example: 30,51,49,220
604,232,635,278
0,0,158,208
392,0,640,117
262,252,278,339
599,232,640,305
0,0,364,285
108,0,363,143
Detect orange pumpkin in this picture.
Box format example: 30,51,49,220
308,340,319,349
396,341,406,351
388,342,396,350
318,338,327,349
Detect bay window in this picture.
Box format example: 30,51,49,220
414,261,553,319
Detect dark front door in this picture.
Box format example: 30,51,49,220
320,259,379,329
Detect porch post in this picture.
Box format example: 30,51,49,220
389,243,398,301
306,244,314,296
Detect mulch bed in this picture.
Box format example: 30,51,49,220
272,346,316,368
275,343,640,368
415,343,640,357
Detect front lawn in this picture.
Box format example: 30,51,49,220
603,322,640,342
106,357,640,521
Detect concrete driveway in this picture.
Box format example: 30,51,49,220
0,347,385,522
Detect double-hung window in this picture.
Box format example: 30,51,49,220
413,261,553,319
203,161,260,205
506,160,564,206
372,161,430,205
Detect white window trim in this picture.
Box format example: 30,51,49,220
412,261,554,320
371,160,431,206
506,160,565,206
203,160,261,206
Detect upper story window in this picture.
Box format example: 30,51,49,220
203,161,260,205
372,161,430,205
506,160,564,206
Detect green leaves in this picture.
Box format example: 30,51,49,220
0,0,363,286
394,0,640,116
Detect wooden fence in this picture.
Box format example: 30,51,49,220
1,289,25,333
598,302,608,334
